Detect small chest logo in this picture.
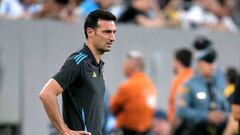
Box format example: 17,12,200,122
92,71,97,78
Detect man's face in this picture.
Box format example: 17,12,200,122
92,19,116,54
197,61,216,78
123,58,136,78
172,59,180,75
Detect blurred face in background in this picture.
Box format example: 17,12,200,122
123,57,137,78
95,0,119,10
132,0,152,12
197,60,216,78
88,19,116,54
172,59,181,75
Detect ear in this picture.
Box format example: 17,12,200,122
86,27,95,39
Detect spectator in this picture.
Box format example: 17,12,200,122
0,0,42,19
110,50,157,135
232,0,240,27
167,48,193,128
232,74,240,134
117,0,153,23
223,67,239,135
181,0,238,32
205,0,235,18
33,0,77,23
224,67,238,102
124,0,181,27
177,49,230,135
76,0,121,18
152,110,171,135
192,36,227,93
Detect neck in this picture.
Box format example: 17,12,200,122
86,41,101,63
177,66,189,75
203,74,213,81
127,69,141,78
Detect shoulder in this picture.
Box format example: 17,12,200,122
184,75,199,87
118,79,133,92
65,52,89,67
180,75,199,95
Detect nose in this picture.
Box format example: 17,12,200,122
110,33,115,41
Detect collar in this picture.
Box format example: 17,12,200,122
178,68,193,76
82,44,104,66
130,71,146,78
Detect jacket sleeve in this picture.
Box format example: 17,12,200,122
110,84,128,116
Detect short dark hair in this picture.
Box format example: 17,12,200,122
84,10,116,38
193,36,212,50
226,67,238,84
175,48,192,67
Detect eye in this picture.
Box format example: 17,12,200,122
103,30,112,34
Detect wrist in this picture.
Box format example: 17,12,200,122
59,124,69,135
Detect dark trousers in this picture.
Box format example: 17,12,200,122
121,128,150,135
174,121,227,135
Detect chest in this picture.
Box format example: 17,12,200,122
190,82,223,108
83,65,105,94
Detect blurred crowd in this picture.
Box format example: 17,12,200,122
1,0,240,32
102,36,240,135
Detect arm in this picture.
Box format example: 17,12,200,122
176,87,209,123
177,86,227,124
205,0,234,17
39,79,91,135
39,79,67,134
40,54,92,135
110,85,127,116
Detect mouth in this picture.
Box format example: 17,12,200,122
106,43,113,47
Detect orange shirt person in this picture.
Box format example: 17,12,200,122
168,48,193,125
110,51,157,135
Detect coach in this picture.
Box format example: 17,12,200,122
39,10,117,135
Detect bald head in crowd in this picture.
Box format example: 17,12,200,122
123,51,145,77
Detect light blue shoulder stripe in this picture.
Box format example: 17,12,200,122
74,53,84,61
76,55,87,65
74,53,82,60
81,108,88,131
73,53,87,65
75,54,85,62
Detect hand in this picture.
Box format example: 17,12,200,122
208,111,226,125
61,128,91,135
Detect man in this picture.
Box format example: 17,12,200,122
110,51,157,135
167,48,193,126
224,68,238,135
39,10,117,135
192,36,227,93
177,49,230,135
224,67,238,102
232,74,240,134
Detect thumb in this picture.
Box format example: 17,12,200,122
79,131,91,135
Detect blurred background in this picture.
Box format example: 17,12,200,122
0,0,240,135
